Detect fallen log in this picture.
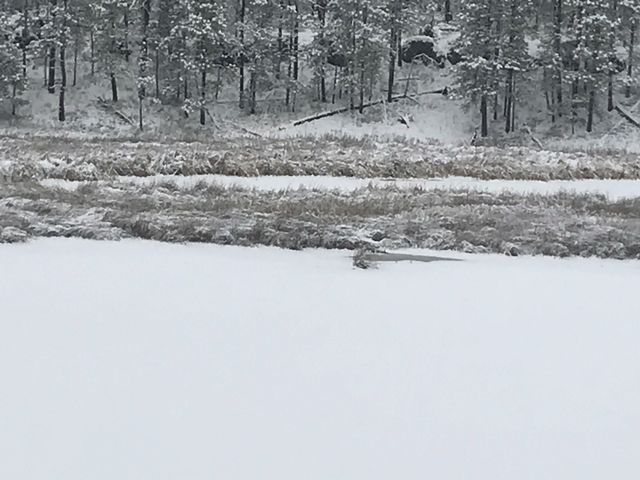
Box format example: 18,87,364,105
290,88,448,127
614,105,640,129
97,97,135,126
606,99,640,136
522,126,544,150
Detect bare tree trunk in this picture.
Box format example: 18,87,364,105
586,88,595,132
286,33,292,107
12,82,17,116
215,67,222,100
48,45,56,94
110,73,118,102
238,0,246,109
155,48,160,98
183,77,189,118
200,69,206,125
505,69,513,133
359,68,365,113
608,0,616,111
349,13,356,111
277,0,284,81
175,66,181,102
90,30,95,77
138,0,151,131
627,19,635,98
317,0,327,102
511,75,516,132
608,70,614,111
73,37,78,87
480,94,488,137
22,0,29,78
444,0,452,22
554,0,563,118
44,51,48,87
331,66,338,104
358,5,368,113
58,0,67,121
48,0,57,94
249,71,257,114
397,28,402,68
387,0,399,103
320,73,327,103
292,0,299,111
124,8,130,62
571,78,577,135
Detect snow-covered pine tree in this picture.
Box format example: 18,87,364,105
57,0,70,121
158,0,190,104
170,0,230,123
572,0,618,132
3,1,37,81
243,0,280,114
137,0,151,130
386,0,402,103
278,0,301,111
309,0,330,102
620,0,640,97
93,0,131,102
0,11,26,115
386,0,436,102
500,0,532,133
324,0,386,112
455,0,503,137
539,0,566,123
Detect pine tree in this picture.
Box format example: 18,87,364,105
620,0,640,97
0,11,26,115
455,0,503,137
170,0,230,123
501,0,532,132
93,0,130,102
309,0,329,102
572,0,618,132
138,0,151,130
325,0,386,111
58,0,69,121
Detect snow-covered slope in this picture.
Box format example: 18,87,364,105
1,239,639,480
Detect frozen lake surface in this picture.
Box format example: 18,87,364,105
1,239,639,480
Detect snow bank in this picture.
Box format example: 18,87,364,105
1,239,639,480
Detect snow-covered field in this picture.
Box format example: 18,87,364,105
41,174,640,200
1,239,639,480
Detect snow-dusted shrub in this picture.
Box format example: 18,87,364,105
0,226,28,243
3,136,640,182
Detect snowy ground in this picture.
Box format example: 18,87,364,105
41,174,640,200
1,239,639,480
